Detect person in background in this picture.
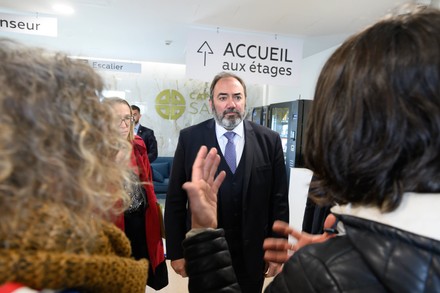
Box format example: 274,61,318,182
181,5,440,293
301,176,332,234
165,72,289,292
0,38,147,292
131,104,158,163
103,98,168,291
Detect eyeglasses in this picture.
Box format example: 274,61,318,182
117,116,134,127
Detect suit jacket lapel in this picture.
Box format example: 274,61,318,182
242,120,255,205
204,119,218,149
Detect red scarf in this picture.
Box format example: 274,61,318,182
115,136,165,272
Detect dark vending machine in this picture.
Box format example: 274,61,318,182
250,106,269,127
268,100,312,179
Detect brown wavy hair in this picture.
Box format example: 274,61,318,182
0,39,132,249
305,6,440,212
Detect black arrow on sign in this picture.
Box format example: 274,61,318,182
197,41,214,66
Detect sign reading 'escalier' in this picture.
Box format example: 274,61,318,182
186,29,303,87
76,58,142,73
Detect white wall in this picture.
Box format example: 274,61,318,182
266,44,340,105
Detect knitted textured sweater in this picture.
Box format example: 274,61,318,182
0,204,148,292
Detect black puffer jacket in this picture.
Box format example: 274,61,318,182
183,229,241,293
184,215,440,293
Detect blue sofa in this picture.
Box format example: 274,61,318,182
151,157,173,200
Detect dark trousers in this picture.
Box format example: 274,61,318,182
227,232,264,293
125,210,168,290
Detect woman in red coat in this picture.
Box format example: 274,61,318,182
104,97,168,290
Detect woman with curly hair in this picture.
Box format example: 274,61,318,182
0,39,148,292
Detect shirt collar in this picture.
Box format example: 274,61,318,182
214,120,244,139
331,192,440,241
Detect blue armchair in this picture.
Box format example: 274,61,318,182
151,157,173,200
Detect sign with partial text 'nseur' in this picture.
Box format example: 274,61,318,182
0,12,57,37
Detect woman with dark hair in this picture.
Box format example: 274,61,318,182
103,97,168,291
181,5,440,293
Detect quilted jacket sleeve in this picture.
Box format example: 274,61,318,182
183,229,241,293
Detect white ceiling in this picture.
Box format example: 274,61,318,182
0,0,432,64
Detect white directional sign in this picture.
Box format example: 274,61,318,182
0,12,57,37
186,29,303,87
76,58,142,73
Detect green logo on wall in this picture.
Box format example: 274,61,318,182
155,89,186,120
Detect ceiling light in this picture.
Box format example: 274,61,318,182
52,4,75,15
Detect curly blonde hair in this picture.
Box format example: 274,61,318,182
0,39,132,250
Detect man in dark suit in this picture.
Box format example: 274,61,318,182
165,72,289,293
131,104,158,163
